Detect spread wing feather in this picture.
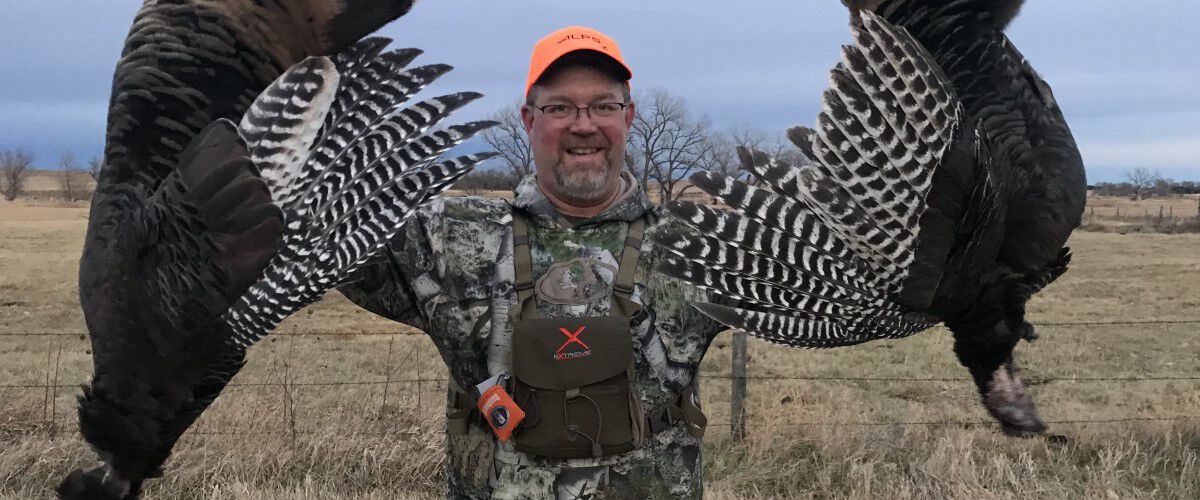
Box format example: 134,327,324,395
66,1,495,495
225,52,497,348
655,12,949,346
238,57,340,205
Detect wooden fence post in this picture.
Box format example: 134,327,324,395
50,342,62,437
416,350,423,416
43,340,53,432
382,334,395,414
731,330,748,441
280,333,298,443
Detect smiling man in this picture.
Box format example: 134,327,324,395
339,27,725,498
522,33,634,218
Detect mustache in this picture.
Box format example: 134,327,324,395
561,140,609,149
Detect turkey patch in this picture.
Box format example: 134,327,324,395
535,257,617,306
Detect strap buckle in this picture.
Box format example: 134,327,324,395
646,405,679,434
646,385,708,438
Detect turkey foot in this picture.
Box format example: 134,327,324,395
982,360,1046,437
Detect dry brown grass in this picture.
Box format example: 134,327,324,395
1082,194,1200,234
9,170,95,204
1,198,1198,499
1085,194,1200,217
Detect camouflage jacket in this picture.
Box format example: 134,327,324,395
340,173,725,499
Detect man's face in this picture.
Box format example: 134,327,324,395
521,66,634,206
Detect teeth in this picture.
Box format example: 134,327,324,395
569,148,600,155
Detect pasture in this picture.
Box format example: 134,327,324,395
0,196,1197,499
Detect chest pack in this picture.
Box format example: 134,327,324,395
507,214,646,459
444,212,707,457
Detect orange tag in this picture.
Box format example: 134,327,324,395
477,384,525,442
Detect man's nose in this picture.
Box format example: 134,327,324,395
568,109,600,134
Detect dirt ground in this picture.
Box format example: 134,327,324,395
0,197,1197,499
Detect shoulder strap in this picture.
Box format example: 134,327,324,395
510,212,538,321
610,218,645,318
614,218,644,298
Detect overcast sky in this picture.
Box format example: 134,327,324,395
1,1,1197,182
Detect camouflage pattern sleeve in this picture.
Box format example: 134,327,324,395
338,195,510,387
644,205,733,347
337,207,434,331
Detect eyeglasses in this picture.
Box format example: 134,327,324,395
531,102,628,121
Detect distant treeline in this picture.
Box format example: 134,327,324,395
1088,179,1200,199
453,169,520,192
452,171,1200,198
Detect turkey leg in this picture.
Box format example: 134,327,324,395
951,323,1046,436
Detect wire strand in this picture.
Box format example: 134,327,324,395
710,416,1199,428
2,318,1198,337
6,374,1200,390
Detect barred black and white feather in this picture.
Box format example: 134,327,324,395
659,3,1084,342
222,48,498,347
64,1,497,497
657,11,949,346
655,0,1084,435
237,58,340,204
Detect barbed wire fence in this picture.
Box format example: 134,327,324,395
1,319,1198,441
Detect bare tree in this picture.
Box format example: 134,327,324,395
724,124,813,184
1151,176,1176,198
730,124,771,156
58,151,86,201
724,125,772,183
766,137,812,169
479,103,532,187
1125,167,1162,201
700,132,740,179
1,149,34,201
682,132,741,205
628,88,714,204
87,156,104,181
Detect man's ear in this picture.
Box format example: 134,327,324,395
520,104,535,134
624,101,636,128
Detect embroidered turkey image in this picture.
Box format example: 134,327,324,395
535,257,619,306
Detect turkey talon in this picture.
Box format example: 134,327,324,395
983,362,1046,436
1019,322,1038,342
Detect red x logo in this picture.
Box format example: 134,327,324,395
556,326,589,353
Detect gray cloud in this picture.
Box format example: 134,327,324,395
1,0,1196,181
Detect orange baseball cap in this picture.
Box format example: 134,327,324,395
525,26,632,99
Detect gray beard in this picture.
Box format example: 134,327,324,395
553,159,614,201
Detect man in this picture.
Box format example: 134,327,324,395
340,26,724,499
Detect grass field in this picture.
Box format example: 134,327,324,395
1,197,1197,499
1080,195,1200,234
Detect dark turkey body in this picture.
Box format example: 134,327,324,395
869,0,1086,435
67,1,415,497
876,1,1087,325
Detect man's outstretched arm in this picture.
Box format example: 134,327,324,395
337,212,430,331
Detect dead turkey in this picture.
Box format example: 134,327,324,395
61,1,495,498
655,0,1086,436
